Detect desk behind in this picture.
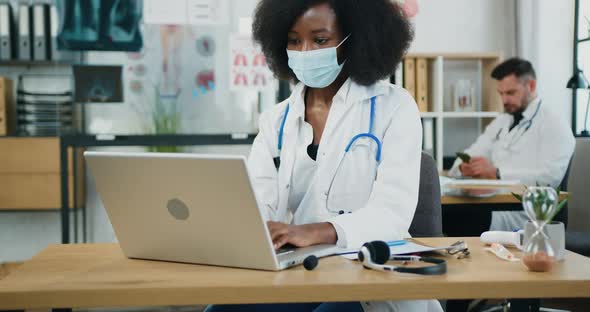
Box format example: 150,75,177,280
441,184,569,205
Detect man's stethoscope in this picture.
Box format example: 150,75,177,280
273,96,382,170
494,100,542,151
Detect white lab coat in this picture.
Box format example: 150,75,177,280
247,79,443,312
449,98,575,230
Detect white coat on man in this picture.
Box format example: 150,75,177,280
449,97,575,230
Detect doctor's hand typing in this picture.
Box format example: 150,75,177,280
267,221,337,250
459,156,498,179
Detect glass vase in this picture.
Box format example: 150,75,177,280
521,186,558,272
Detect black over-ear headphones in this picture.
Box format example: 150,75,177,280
357,241,447,275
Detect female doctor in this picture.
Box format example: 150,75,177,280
206,0,442,311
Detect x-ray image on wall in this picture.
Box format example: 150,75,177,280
57,0,143,51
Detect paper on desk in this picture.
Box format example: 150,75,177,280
443,178,521,187
439,176,454,187
338,241,448,260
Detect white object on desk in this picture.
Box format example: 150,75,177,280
481,230,523,249
439,176,453,187
485,243,520,262
443,178,521,187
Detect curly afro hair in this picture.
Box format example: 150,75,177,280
252,0,413,86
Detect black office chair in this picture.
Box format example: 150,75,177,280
409,152,446,311
565,138,590,257
409,152,443,238
552,158,572,227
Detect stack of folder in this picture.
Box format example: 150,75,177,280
0,2,78,62
16,76,75,136
392,58,434,154
403,57,430,113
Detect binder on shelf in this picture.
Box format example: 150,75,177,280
415,58,429,112
32,4,50,61
0,77,15,136
0,3,14,60
403,57,416,101
393,61,403,86
17,4,31,60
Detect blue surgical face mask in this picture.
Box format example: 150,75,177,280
286,35,350,88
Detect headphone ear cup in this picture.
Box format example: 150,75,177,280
368,241,391,265
358,242,374,264
357,246,370,264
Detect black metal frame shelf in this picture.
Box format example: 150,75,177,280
59,134,257,244
0,135,68,138
570,0,590,135
0,61,81,67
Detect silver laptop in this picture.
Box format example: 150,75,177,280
84,151,338,271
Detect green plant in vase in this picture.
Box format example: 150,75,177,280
147,84,181,153
511,187,570,223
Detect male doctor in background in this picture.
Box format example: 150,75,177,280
449,58,575,231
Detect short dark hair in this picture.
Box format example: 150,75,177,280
491,57,536,81
252,0,413,86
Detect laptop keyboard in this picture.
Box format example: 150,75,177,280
275,244,298,255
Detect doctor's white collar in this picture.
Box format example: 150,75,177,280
287,78,390,119
520,97,542,120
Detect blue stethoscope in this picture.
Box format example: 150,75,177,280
273,96,382,170
495,100,542,150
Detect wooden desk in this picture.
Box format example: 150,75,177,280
1,237,589,310
441,184,569,205
441,184,525,205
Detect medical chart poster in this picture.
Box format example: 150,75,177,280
229,34,274,92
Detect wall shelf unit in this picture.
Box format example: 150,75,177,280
403,53,503,170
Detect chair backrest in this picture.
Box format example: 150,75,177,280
553,157,572,227
409,152,443,237
567,138,590,232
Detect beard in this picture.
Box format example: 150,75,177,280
506,93,532,115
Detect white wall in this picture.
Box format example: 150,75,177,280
517,0,574,123
0,212,61,262
410,0,516,55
